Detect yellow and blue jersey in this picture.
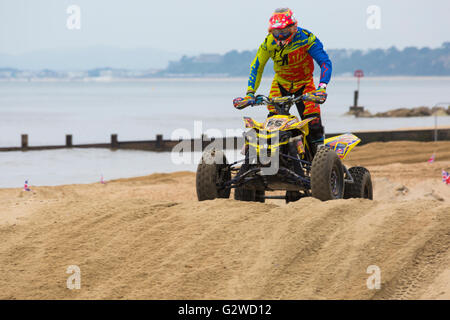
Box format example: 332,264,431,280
247,27,332,95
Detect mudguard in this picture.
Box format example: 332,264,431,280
243,117,263,130
324,133,361,160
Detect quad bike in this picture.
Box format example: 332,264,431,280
196,93,373,203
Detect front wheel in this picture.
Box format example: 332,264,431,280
310,147,345,201
344,166,373,200
196,149,231,201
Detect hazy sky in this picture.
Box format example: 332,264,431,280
1,0,449,55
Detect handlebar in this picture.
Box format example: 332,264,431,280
233,92,325,114
250,94,311,115
252,94,307,106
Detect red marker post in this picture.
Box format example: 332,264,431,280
349,70,365,116
354,69,364,91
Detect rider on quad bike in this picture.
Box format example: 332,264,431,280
234,7,332,157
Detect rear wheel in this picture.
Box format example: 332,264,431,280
196,149,231,201
311,147,345,201
234,187,265,202
234,163,265,202
344,166,373,200
286,191,302,203
255,190,266,203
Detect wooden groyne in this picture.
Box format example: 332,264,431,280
1,128,449,153
0,134,242,152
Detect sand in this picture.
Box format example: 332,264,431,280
0,141,449,299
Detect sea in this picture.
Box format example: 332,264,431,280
1,77,449,187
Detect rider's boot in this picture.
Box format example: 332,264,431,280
307,116,325,159
309,137,324,159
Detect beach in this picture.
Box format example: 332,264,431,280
0,141,449,299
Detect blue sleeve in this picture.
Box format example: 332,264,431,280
308,36,332,84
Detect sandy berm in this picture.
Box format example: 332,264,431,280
0,141,449,299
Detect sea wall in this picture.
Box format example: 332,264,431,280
1,129,449,152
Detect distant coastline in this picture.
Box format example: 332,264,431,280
2,75,450,83
1,42,449,81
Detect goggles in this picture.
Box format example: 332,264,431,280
271,26,293,40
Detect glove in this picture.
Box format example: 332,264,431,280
303,83,328,104
233,92,255,110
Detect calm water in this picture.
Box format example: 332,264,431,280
0,148,238,188
1,77,449,187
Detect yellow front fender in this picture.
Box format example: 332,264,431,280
324,133,361,160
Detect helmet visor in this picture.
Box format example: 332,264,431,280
272,26,293,40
